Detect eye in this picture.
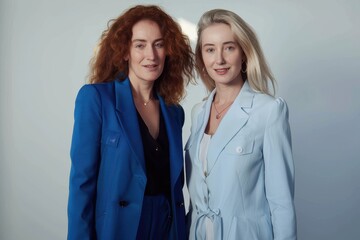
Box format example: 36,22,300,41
205,48,215,53
154,41,164,48
225,45,236,51
134,43,145,49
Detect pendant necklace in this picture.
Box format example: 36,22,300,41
143,96,153,106
213,101,233,119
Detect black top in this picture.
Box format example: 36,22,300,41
137,109,171,197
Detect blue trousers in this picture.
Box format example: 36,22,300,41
136,195,172,240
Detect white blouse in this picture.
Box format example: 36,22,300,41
199,133,214,240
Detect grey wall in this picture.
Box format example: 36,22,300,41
1,0,359,239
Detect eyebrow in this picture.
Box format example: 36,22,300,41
203,41,237,47
132,38,164,43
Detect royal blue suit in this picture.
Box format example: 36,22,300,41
68,78,186,240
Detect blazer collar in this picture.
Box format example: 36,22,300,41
194,81,255,176
158,96,183,187
114,78,146,172
115,78,183,186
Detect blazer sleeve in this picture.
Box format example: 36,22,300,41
68,85,102,240
263,98,297,240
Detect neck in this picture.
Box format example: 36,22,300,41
214,80,244,105
129,80,155,102
132,88,154,102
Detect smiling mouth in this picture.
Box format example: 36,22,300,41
144,64,158,69
215,68,230,74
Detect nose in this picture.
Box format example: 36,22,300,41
145,45,156,60
215,50,225,65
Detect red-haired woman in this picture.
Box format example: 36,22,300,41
67,5,194,240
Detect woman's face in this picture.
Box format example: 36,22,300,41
201,23,244,87
126,20,166,84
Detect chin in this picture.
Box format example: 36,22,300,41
144,77,159,82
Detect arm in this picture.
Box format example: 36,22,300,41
68,85,102,240
263,98,297,240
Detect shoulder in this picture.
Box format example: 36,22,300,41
75,84,101,106
77,82,114,97
76,81,117,104
166,103,185,126
191,100,206,119
167,103,184,114
253,93,289,113
187,100,206,130
92,81,116,95
268,97,290,121
248,92,290,128
263,96,289,115
257,95,290,125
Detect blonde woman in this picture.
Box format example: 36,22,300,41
185,9,296,240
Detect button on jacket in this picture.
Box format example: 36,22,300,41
185,81,296,240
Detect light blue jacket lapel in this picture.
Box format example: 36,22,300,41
201,81,254,174
207,81,254,173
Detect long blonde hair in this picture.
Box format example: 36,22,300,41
195,9,275,95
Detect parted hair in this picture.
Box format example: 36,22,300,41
195,9,276,95
89,5,195,104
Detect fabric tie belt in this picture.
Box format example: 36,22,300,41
195,207,222,240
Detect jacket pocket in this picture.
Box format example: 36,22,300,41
224,139,255,156
101,130,121,148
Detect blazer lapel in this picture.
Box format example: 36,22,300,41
114,78,145,172
191,91,215,178
207,81,254,174
158,95,183,187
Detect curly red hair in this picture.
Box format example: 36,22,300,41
89,5,194,104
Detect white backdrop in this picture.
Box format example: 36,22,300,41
1,0,359,239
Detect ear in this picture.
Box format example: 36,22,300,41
241,50,247,62
124,55,129,61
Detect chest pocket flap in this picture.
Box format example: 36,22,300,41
224,139,254,156
101,130,121,147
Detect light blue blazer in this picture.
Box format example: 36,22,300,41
68,78,186,240
185,81,296,240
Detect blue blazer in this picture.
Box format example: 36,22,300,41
185,81,296,240
68,78,186,240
